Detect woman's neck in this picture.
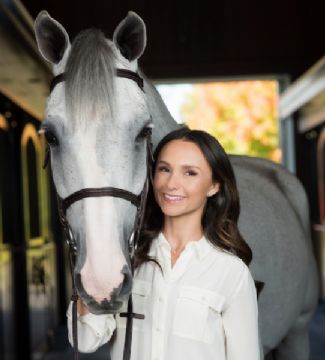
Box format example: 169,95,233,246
163,213,203,252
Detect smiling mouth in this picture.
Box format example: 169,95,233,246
163,193,185,202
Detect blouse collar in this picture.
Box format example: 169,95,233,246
149,232,214,260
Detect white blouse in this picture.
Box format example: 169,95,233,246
67,233,262,359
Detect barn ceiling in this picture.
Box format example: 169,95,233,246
21,0,325,82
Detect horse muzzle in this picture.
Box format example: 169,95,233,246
75,263,133,314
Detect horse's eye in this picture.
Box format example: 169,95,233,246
44,130,59,147
137,126,152,141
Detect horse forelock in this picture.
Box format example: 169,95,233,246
65,29,115,128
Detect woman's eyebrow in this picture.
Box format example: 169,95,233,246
182,164,201,170
156,160,170,165
157,160,201,170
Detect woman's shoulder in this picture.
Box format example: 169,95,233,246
208,240,249,272
207,242,254,292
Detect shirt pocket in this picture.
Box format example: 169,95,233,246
173,286,225,343
116,279,151,331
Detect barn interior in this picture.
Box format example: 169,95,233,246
0,0,324,359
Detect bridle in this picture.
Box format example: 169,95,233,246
46,68,153,360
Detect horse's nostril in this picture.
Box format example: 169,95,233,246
119,265,133,298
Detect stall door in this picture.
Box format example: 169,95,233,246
21,123,58,359
0,113,15,360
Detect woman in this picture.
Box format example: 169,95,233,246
67,127,262,359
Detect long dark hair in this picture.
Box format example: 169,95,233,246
134,127,253,268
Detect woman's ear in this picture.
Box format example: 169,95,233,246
207,183,220,197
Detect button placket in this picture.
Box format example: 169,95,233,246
151,280,169,360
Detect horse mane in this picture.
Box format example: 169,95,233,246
65,29,115,127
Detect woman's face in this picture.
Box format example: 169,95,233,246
153,139,220,220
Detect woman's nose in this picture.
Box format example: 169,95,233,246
166,172,180,190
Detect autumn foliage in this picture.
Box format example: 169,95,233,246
180,81,280,162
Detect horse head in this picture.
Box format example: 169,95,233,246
34,11,153,314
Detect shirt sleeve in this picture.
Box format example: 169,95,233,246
222,266,262,360
66,301,116,353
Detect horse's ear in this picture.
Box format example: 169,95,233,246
34,10,70,65
113,11,146,62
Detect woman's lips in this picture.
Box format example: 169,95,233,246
162,193,185,203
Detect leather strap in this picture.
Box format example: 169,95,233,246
50,73,66,92
68,238,79,360
50,69,144,93
116,69,144,91
121,295,134,360
59,187,141,215
255,280,265,298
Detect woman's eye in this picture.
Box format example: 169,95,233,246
157,166,169,173
44,130,59,147
185,170,197,176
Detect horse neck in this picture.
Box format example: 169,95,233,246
141,72,179,148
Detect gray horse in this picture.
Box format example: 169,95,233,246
34,10,318,359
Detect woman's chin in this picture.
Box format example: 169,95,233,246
160,206,185,217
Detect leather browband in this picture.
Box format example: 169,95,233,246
50,68,144,93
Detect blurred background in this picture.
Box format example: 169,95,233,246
0,0,324,359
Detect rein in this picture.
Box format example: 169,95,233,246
47,69,152,360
